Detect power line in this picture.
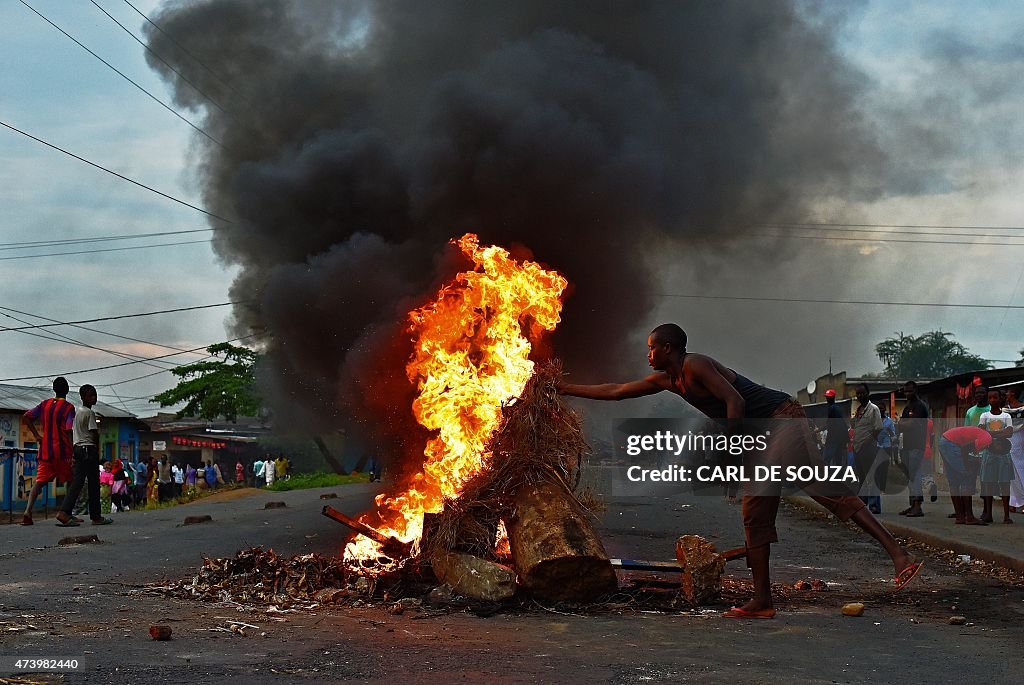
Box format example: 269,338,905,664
755,225,1024,238
121,0,239,96
0,238,216,261
0,305,212,356
95,334,258,388
0,301,243,333
96,367,176,388
0,119,234,223
756,221,1024,231
0,340,234,381
89,0,230,116
748,230,1024,247
17,0,224,148
0,227,216,251
657,294,1024,309
0,310,179,372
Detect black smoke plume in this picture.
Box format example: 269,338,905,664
145,0,891,461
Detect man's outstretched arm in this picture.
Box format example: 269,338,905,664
558,374,667,401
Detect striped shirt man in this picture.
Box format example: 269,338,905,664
25,397,75,462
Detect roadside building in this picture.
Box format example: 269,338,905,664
0,384,136,514
137,413,268,480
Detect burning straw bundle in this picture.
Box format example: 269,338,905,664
422,360,587,559
423,360,618,603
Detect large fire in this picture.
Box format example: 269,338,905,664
344,233,567,564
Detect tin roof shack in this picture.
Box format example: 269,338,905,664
0,384,136,511
916,367,1024,424
138,413,269,477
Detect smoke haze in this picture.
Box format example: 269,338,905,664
145,0,907,451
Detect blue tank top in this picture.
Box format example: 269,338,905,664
680,371,792,419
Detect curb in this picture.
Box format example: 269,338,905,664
782,495,1024,575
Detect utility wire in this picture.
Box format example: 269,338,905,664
0,119,235,223
753,225,1024,239
0,305,212,356
656,294,1024,309
122,0,239,96
8,229,1021,258
89,0,230,116
95,334,257,388
0,238,216,261
756,221,1024,231
748,231,1024,247
10,223,1024,255
0,340,239,381
18,0,224,147
0,310,179,372
0,227,217,251
0,301,242,333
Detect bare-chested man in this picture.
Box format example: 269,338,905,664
558,323,922,618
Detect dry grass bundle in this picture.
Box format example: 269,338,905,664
423,360,593,559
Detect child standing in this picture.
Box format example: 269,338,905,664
979,389,1015,524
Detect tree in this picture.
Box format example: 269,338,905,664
874,331,990,379
152,343,261,421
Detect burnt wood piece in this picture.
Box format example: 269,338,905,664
507,480,617,603
321,505,412,559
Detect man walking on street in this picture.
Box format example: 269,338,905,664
56,384,111,526
133,459,148,506
899,381,930,517
156,456,172,502
851,384,883,513
20,377,76,525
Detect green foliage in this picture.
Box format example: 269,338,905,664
265,471,370,491
875,331,990,379
152,343,261,421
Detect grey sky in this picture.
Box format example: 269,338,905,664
0,0,1021,421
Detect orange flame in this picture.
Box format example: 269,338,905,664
344,234,566,565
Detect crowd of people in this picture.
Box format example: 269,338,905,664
16,376,294,526
820,381,1024,524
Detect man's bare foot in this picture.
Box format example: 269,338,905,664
734,598,774,614
964,518,988,525
892,551,914,576
1004,518,1014,524
980,515,994,523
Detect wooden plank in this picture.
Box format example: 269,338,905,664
610,558,683,573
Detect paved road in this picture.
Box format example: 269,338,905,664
0,479,1021,684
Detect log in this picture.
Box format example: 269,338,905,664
506,480,617,603
430,551,517,602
